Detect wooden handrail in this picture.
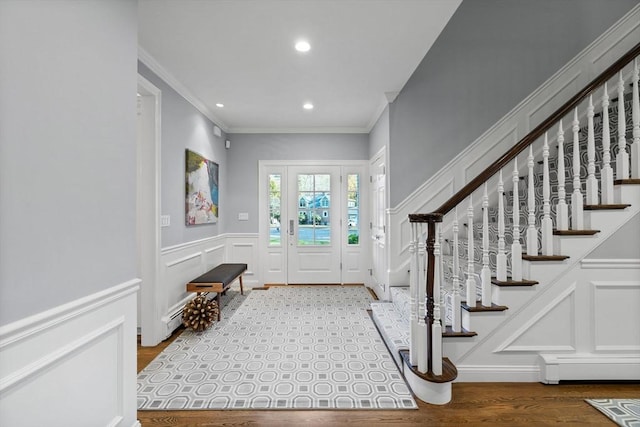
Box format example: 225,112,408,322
433,41,640,217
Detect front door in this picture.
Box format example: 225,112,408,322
260,162,368,286
287,166,341,283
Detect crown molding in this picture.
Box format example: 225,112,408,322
138,46,230,133
227,126,369,134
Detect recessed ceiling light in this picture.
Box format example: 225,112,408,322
303,103,314,110
216,103,224,108
295,40,311,52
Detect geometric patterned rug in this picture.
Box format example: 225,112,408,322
586,399,640,427
137,285,417,410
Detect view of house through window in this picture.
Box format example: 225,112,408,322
347,173,359,245
269,174,281,246
297,173,330,245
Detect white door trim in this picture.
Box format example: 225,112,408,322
137,74,163,346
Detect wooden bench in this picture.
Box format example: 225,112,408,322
186,263,247,320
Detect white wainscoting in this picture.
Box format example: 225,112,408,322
446,258,640,382
386,5,640,286
0,280,140,427
159,233,258,339
538,258,640,383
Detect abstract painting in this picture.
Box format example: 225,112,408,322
185,149,218,225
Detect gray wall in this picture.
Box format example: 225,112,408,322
0,1,138,325
369,106,389,159
138,62,229,247
588,213,640,259
225,133,369,233
388,0,639,207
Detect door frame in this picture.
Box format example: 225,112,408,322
369,146,389,300
137,75,163,346
258,160,370,286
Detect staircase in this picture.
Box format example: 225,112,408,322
387,43,640,404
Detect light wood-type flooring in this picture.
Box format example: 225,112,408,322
138,326,638,426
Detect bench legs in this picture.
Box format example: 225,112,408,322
217,277,243,321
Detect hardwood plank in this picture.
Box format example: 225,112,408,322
138,324,639,426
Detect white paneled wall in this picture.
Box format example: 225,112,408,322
0,281,140,427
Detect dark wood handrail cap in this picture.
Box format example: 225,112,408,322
409,213,443,223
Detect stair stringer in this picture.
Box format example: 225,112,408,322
442,186,640,382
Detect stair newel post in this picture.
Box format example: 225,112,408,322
496,170,507,281
409,222,419,367
556,120,569,230
542,133,554,255
526,145,538,256
601,82,615,204
417,214,441,375
465,196,476,307
439,225,447,332
451,208,462,332
481,183,492,307
511,159,523,281
586,95,599,204
417,222,428,374
432,222,443,376
571,108,585,230
617,71,630,180
632,57,640,179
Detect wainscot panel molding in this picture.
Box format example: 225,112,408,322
0,279,139,427
225,233,259,288
387,5,640,288
159,233,258,338
441,244,640,382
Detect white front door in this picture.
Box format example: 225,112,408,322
287,166,341,283
259,161,368,286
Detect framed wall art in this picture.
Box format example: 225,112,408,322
185,149,219,225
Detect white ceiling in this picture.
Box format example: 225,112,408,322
138,0,461,134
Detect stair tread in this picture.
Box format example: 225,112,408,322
614,179,640,185
491,277,538,286
522,254,570,261
399,351,458,383
443,325,477,337
462,301,508,312
553,229,600,235
584,203,631,210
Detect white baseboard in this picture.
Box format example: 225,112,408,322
0,280,139,427
454,365,540,382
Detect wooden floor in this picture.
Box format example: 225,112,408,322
138,327,639,426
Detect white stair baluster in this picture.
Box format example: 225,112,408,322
617,71,630,180
632,58,640,179
586,95,599,204
526,145,538,256
542,133,554,255
556,120,569,229
511,159,523,281
481,183,492,307
601,83,615,203
432,223,442,376
465,196,476,307
451,209,462,332
571,108,584,230
439,225,446,331
496,170,507,281
417,224,428,373
409,223,418,366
